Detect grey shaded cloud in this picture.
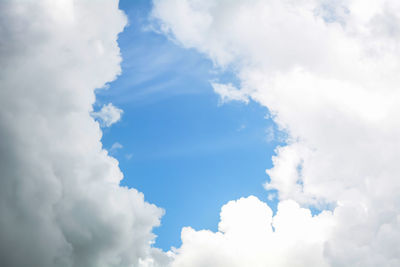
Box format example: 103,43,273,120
0,1,169,267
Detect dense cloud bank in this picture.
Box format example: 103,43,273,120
0,1,168,267
152,0,400,266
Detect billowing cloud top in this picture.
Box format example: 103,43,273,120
152,0,400,266
0,1,168,267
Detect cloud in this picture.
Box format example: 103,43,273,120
152,0,400,265
92,103,123,127
212,83,249,104
171,196,333,267
109,142,123,154
0,1,170,267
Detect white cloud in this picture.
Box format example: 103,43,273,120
171,196,333,267
0,1,170,267
212,83,249,104
152,0,400,265
92,103,123,127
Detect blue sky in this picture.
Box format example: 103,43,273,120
96,0,281,251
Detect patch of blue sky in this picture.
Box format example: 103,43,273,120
96,0,284,251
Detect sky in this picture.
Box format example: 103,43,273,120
97,0,282,250
2,1,400,267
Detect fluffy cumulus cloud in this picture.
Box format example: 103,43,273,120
171,196,333,267
0,1,169,267
152,0,400,266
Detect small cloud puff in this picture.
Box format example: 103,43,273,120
212,83,249,104
92,103,123,127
